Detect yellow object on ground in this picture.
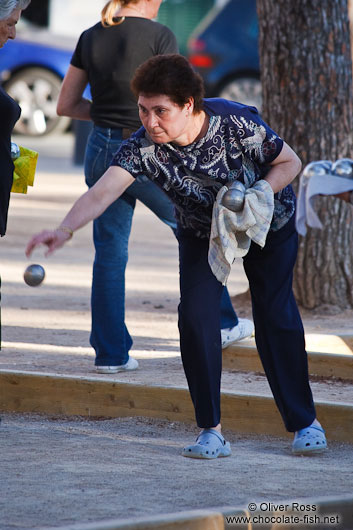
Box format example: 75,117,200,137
11,146,38,194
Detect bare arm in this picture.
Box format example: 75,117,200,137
26,167,135,257
57,65,91,120
264,141,302,193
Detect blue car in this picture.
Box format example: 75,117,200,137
187,0,261,109
0,23,77,136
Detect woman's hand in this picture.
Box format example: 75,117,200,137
25,228,72,258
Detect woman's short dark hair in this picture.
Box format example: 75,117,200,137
131,54,205,113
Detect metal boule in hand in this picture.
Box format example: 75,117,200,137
331,158,353,179
222,180,246,212
24,264,45,287
11,142,20,160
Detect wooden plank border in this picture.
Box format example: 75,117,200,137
223,343,353,380
1,371,352,442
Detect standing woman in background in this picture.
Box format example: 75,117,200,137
56,0,253,374
0,0,31,347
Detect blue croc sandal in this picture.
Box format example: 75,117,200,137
292,424,327,455
182,429,231,459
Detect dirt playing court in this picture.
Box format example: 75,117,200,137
0,132,352,529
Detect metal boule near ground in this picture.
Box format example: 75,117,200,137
23,264,45,287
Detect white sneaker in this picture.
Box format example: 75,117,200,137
221,318,254,349
96,357,139,374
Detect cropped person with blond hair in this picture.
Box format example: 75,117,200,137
56,0,253,374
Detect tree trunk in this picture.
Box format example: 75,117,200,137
257,0,353,309
349,0,353,56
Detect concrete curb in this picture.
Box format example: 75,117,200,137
223,334,353,380
38,495,353,530
1,370,352,442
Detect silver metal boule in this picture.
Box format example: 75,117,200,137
302,160,333,180
222,180,246,212
229,180,246,193
24,264,45,287
332,158,353,179
11,142,20,160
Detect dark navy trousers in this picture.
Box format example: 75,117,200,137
177,215,316,432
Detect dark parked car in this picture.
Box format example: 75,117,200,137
187,0,261,109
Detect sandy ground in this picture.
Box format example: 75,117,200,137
0,132,353,529
1,413,353,530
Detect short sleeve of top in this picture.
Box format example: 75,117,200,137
70,32,84,70
111,98,295,237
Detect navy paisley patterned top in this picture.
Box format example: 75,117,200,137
111,98,295,237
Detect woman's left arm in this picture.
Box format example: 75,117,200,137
56,65,91,120
264,141,302,193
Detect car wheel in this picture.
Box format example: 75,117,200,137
5,67,70,136
219,76,262,110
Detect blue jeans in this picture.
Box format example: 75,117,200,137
84,125,238,366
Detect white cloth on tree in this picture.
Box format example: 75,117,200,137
208,179,274,285
296,174,353,236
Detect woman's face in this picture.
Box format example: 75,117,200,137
138,94,193,145
0,8,21,48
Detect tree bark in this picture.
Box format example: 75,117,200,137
349,0,353,55
257,0,353,308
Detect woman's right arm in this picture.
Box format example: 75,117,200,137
56,65,92,120
26,166,135,257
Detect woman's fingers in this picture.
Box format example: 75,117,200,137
25,231,55,257
25,230,69,258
